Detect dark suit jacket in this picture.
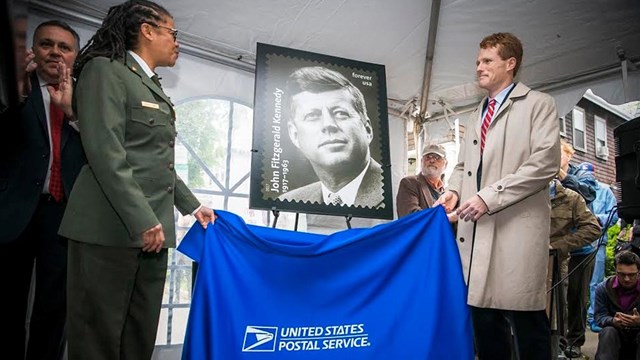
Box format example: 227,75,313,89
59,54,199,247
396,173,443,218
0,74,85,242
278,159,385,209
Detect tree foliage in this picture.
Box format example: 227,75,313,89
175,99,229,189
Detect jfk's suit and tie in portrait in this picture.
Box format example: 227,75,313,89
278,66,384,208
57,1,214,358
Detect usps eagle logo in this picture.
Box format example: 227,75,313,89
242,326,278,352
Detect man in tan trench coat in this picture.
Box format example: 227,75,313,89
436,33,560,360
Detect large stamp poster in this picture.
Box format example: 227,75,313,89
250,43,393,220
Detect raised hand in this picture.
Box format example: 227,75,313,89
19,49,37,99
47,62,74,117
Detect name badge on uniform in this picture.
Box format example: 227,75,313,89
141,101,160,109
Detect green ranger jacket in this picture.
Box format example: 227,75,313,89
59,54,199,248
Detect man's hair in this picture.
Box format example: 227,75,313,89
286,66,369,123
615,250,640,268
34,20,80,50
560,139,575,157
480,32,523,77
74,0,172,77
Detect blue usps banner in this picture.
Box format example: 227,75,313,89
178,208,473,359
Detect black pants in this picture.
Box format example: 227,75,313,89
595,326,640,360
0,196,67,360
566,253,595,348
471,306,551,360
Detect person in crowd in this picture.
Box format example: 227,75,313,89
549,179,601,264
547,178,601,358
559,139,597,205
594,250,640,360
396,143,448,218
560,156,599,358
576,162,619,333
435,32,560,359
278,66,384,208
57,1,214,358
617,220,640,257
0,20,84,360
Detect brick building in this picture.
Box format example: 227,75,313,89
560,92,631,191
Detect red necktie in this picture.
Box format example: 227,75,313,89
48,84,65,201
480,98,496,153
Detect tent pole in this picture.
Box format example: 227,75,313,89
418,0,442,123
622,60,630,103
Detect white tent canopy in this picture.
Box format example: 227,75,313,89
429,0,640,116
34,0,640,112
28,0,640,226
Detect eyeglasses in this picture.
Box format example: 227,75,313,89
149,23,178,41
616,271,639,279
424,154,443,162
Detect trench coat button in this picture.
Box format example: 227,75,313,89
168,163,174,171
169,140,175,147
497,185,503,190
473,140,478,145
167,186,173,193
149,118,155,124
459,237,465,243
467,171,472,176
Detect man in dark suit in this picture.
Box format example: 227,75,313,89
278,66,384,209
396,144,448,218
58,1,214,359
0,20,84,360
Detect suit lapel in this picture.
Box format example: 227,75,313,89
30,74,75,152
312,183,323,203
354,160,384,207
28,74,49,140
473,101,484,140
487,83,517,130
417,174,435,208
125,54,175,115
490,82,529,129
60,121,72,150
491,98,512,125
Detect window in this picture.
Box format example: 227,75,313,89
155,97,299,350
572,107,586,152
559,116,566,137
594,115,608,159
157,97,255,349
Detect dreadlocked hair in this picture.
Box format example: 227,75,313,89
74,0,171,77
